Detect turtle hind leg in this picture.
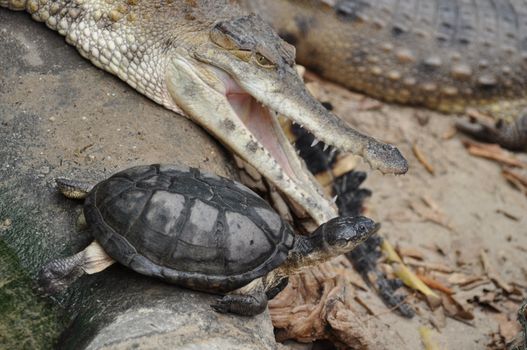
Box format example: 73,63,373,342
211,279,268,316
38,241,115,294
55,178,94,199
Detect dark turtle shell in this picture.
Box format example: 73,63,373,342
83,164,294,292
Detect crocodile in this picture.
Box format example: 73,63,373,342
241,0,527,150
0,0,408,226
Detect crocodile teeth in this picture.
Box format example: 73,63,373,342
323,144,329,151
332,195,338,203
310,139,320,147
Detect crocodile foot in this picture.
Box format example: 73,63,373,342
456,113,527,151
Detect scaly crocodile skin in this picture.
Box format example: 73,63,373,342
242,0,527,150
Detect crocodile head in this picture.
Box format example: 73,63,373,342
166,13,407,224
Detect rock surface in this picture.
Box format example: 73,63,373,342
0,10,275,350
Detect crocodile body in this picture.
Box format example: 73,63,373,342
0,0,408,226
242,0,527,150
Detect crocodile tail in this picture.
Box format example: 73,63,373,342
0,0,28,10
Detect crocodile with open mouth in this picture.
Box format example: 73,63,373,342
241,0,527,151
0,0,408,226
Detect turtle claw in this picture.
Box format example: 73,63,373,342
210,298,230,314
210,294,267,316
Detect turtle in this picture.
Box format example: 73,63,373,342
39,164,379,316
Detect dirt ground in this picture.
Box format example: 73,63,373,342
304,76,527,349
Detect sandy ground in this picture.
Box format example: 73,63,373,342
304,77,527,349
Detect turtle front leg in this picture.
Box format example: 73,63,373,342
38,241,115,294
211,279,268,316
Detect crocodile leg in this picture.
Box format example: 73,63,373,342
456,112,527,151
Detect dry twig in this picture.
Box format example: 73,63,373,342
412,143,435,175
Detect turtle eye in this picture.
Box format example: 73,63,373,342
255,53,275,68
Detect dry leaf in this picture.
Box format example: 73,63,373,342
442,293,475,320
495,313,522,344
430,307,447,330
382,241,441,307
480,250,514,294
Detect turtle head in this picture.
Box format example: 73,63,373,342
318,216,379,256
285,216,379,272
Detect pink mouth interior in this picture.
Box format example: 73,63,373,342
224,84,296,179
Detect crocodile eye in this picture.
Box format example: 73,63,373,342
255,53,275,68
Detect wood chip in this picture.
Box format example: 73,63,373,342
447,273,483,286
459,279,494,291
462,139,527,168
412,143,435,175
405,259,454,273
408,199,453,231
397,246,424,260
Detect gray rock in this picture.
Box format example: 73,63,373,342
0,9,275,350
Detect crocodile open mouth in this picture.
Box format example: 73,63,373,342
211,65,309,183
226,88,299,179
167,53,406,224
